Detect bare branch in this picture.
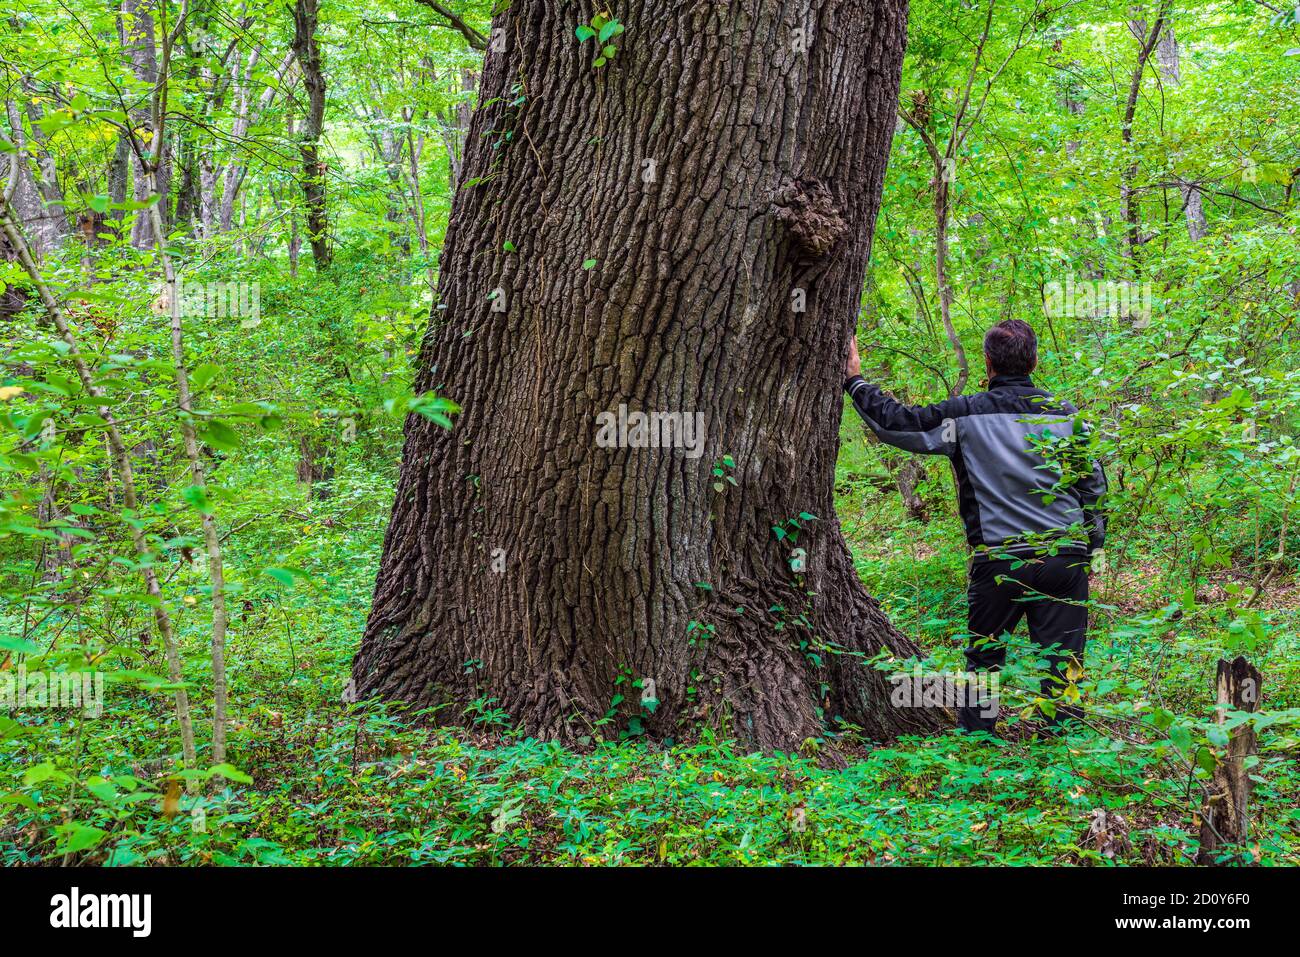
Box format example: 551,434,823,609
411,0,487,50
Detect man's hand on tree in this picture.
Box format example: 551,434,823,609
846,335,862,379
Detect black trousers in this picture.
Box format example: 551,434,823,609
958,553,1090,733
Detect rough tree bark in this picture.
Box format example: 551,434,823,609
1197,657,1262,865
352,0,945,752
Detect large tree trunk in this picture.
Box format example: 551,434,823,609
352,0,944,752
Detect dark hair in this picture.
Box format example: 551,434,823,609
983,319,1038,376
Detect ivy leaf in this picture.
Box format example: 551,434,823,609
575,24,595,41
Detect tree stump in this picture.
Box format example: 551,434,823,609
1196,656,1262,865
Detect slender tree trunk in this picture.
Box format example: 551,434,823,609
0,194,198,779
890,454,929,523
295,433,335,501
352,0,944,752
369,101,409,255
107,132,131,243
123,0,167,250
1121,9,1168,273
1152,24,1205,241
290,0,331,270
4,100,69,257
932,176,968,396
402,123,435,289
434,66,476,190
220,48,295,232
216,46,258,232
147,171,232,767
285,109,301,277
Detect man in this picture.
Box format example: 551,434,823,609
843,319,1107,734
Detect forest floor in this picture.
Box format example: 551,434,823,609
2,417,1298,866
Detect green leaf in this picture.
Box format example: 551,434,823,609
54,823,107,854
84,778,120,802
262,566,308,587
1196,748,1218,775
24,762,69,785
575,24,595,41
190,362,221,391
1169,724,1193,752
582,258,598,270
199,419,241,451
181,484,214,515
0,634,41,655
208,763,254,785
408,392,460,429
598,20,623,42
21,411,51,440
0,792,38,811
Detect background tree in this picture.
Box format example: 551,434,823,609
290,0,330,270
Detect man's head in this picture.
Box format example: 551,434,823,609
983,319,1038,378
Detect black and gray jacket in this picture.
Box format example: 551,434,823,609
845,373,1107,559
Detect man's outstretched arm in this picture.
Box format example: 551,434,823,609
1074,457,1108,553
843,336,966,456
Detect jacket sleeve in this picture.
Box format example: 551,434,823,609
843,375,967,457
1060,411,1107,551
1075,457,1108,551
